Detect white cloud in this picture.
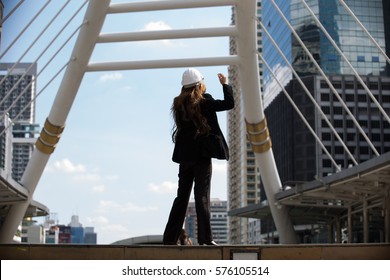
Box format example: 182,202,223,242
53,158,86,173
100,224,129,233
148,181,177,194
96,200,158,214
119,85,132,92
86,215,109,225
47,159,118,194
92,185,106,193
85,215,131,243
99,72,123,82
142,21,171,31
73,173,101,183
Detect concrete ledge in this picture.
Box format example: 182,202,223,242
0,244,389,260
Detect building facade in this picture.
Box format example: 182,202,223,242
0,63,39,182
84,227,97,244
262,0,390,182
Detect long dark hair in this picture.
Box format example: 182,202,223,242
171,83,210,142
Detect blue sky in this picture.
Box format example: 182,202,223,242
1,0,233,244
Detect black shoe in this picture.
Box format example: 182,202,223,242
199,241,219,246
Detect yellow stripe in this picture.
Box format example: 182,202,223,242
245,117,272,153
44,118,65,135
40,129,61,145
35,118,65,154
35,138,55,154
247,128,269,143
245,118,267,134
251,139,272,153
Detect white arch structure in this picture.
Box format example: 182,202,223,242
0,0,297,243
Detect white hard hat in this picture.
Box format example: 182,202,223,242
181,68,204,88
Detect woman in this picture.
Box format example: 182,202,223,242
163,68,234,245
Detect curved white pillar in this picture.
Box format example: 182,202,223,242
235,0,297,243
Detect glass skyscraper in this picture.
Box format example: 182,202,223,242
261,0,390,183
263,0,388,105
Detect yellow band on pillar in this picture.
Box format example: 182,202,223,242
35,138,56,154
44,118,65,135
245,117,272,153
247,127,269,143
245,118,267,134
35,118,65,154
40,128,61,145
251,139,272,153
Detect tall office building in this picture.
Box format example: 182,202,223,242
227,1,263,244
84,227,97,244
228,0,390,243
262,0,390,183
21,218,45,244
263,0,389,103
0,63,39,181
185,199,229,244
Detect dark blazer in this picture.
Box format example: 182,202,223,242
172,84,234,163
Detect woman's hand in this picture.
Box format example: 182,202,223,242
217,73,227,85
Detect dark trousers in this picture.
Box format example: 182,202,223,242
163,158,212,245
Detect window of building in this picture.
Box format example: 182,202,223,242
372,56,380,62
358,94,367,102
334,119,343,128
323,159,332,168
372,134,381,141
372,121,380,128
347,133,355,141
322,106,330,114
322,133,331,141
369,83,379,90
333,107,343,114
328,54,337,61
345,94,354,102
357,55,365,62
335,146,344,154
321,93,330,101
383,95,390,102
333,82,342,89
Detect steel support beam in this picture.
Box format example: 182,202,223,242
87,56,239,72
108,0,238,13
98,26,238,43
